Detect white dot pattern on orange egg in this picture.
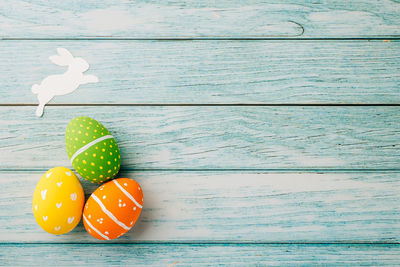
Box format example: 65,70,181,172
83,178,143,240
83,213,109,240
32,167,85,235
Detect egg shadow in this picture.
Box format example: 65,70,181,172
110,123,155,241
68,119,155,242
70,172,154,242
117,171,154,242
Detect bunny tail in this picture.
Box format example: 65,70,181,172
31,84,40,94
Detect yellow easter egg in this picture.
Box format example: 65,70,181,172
32,167,85,235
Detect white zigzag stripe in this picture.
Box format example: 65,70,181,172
113,179,143,209
92,193,130,231
83,213,109,240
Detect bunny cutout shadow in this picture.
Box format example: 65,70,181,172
32,48,99,117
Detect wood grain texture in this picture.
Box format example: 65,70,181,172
1,106,399,170
1,1,399,265
1,41,400,104
1,171,399,243
2,244,400,266
1,0,399,38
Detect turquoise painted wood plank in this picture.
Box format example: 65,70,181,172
2,244,400,266
1,41,400,104
1,171,399,242
1,1,399,38
1,106,399,170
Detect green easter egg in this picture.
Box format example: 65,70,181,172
65,116,121,183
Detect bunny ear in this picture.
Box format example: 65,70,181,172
49,55,70,66
57,48,73,59
49,48,73,66
74,57,90,71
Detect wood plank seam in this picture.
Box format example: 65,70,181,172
1,37,400,41
2,104,400,106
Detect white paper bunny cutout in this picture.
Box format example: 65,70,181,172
32,48,99,117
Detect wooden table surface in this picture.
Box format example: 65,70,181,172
1,1,400,265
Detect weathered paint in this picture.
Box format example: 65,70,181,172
2,244,400,266
0,106,399,169
1,171,399,243
1,0,400,265
0,1,399,38
0,41,399,104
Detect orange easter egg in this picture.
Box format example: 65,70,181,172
83,178,143,240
